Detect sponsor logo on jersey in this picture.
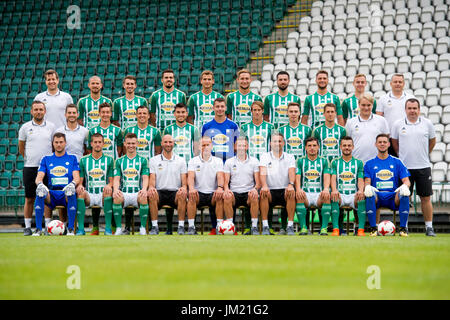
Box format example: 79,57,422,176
123,167,138,179
175,135,189,146
199,103,213,114
103,137,112,148
157,163,163,171
275,105,288,115
401,127,407,134
376,169,394,180
123,109,136,119
137,138,148,148
88,109,100,120
232,164,237,171
323,137,338,147
305,169,320,180
314,103,326,114
339,171,355,182
213,134,229,145
50,166,68,177
237,104,251,114
195,165,201,172
161,101,175,113
88,168,105,179
287,137,302,147
251,135,265,146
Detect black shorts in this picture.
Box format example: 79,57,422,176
23,167,47,198
233,192,249,209
198,192,214,208
409,167,433,197
157,190,178,209
269,189,286,208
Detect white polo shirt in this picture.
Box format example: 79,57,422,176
34,90,74,129
345,114,390,164
224,155,259,193
391,116,436,169
376,91,415,133
55,124,89,162
18,120,56,167
149,153,187,191
259,151,296,190
188,154,224,194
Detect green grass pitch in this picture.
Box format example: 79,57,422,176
0,233,449,300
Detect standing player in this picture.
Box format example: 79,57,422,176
33,133,80,236
391,98,436,236
112,133,150,236
19,101,55,235
240,101,275,160
364,134,411,237
34,69,74,129
188,70,224,129
330,137,366,236
187,136,225,235
226,69,263,127
345,94,389,164
76,133,114,235
313,103,347,164
112,75,148,131
201,98,239,163
341,74,377,124
87,103,123,159
163,103,200,163
295,137,332,236
278,102,312,159
263,71,301,129
223,137,261,235
149,69,187,131
301,70,344,129
77,75,112,130
148,135,188,235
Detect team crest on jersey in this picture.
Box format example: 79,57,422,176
237,104,251,114
123,168,138,179
175,135,189,146
275,105,288,115
161,102,175,113
315,103,326,114
51,166,68,177
103,138,112,148
323,137,338,147
124,109,136,119
287,137,302,147
195,165,201,172
200,103,214,113
401,127,407,134
251,135,265,146
376,169,393,180
89,168,105,179
137,138,148,148
157,164,163,171
213,134,229,145
305,169,320,180
339,171,355,182
232,164,237,171
88,110,100,120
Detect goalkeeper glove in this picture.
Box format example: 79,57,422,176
36,183,49,198
395,184,411,197
63,181,76,197
364,185,379,197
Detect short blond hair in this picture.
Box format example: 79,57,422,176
237,69,251,78
200,70,214,81
251,101,264,111
354,74,367,81
359,93,374,105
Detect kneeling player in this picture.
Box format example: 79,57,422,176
364,134,411,237
330,137,366,236
112,133,149,235
34,133,80,236
76,133,114,235
295,137,331,235
223,137,260,235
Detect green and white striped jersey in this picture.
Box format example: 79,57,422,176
77,95,113,130
123,125,162,162
187,90,224,129
240,121,274,160
114,154,149,193
112,95,148,131
278,123,313,159
149,88,187,130
79,153,114,194
296,155,330,193
341,94,377,120
302,92,342,129
163,122,200,162
263,92,301,128
330,157,364,195
87,124,123,159
226,90,262,127
313,123,347,164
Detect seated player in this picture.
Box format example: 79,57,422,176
33,133,80,236
148,135,188,235
295,137,331,236
76,133,114,235
330,136,366,236
364,134,411,237
112,133,149,236
223,137,260,235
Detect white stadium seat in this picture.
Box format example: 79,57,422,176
396,24,410,42
346,28,359,45
420,106,429,117
371,74,386,92
333,29,346,46
272,64,286,81
261,80,273,90
273,49,286,65
394,0,406,9
345,59,359,77
335,2,345,15
371,42,385,60
384,41,397,58
384,57,398,75
443,123,450,142
357,12,370,29
414,88,427,106
420,0,432,7
411,55,425,73
441,88,450,106
345,78,354,93
407,0,419,9
346,13,358,29
298,17,311,33
345,43,359,61
421,6,435,23
346,0,358,14
397,56,412,74
322,0,335,16
334,13,347,30
435,123,444,142
371,57,385,75
427,89,441,108
321,45,334,62
333,60,346,78
439,70,450,90
408,23,422,41
436,37,450,55
285,48,298,64
310,16,323,32
425,71,440,90
296,78,309,96
261,64,274,81
434,5,448,22
424,54,438,72
322,61,334,74
310,30,322,47
395,8,408,25
408,7,421,24
374,90,386,100
428,106,442,125
322,30,334,46
260,87,272,97
333,44,346,61
396,40,410,57
308,62,322,79
438,53,450,72
432,162,447,183
296,47,310,64
358,28,371,45
309,46,322,63
296,62,309,79
432,183,443,203
286,63,298,77
438,21,450,39
250,80,261,92
383,25,396,42
409,39,423,56
358,59,372,75
370,26,384,43
403,72,413,89
322,14,335,31
382,1,393,11
383,9,395,26
333,76,346,93
357,0,370,14
422,22,435,39
297,31,311,48
430,143,445,163
286,32,299,49
310,1,323,17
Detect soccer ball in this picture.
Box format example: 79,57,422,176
218,220,236,235
377,220,396,236
47,220,65,235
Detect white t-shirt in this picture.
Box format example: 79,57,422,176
55,124,89,162
34,90,74,129
259,151,296,190
18,120,56,167
149,153,187,191
391,116,436,169
188,154,224,194
376,91,415,133
345,114,390,164
224,155,259,193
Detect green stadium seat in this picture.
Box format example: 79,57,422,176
224,69,235,83
185,28,195,42
175,29,185,43
16,155,24,171
2,107,13,123
116,62,127,75
192,57,203,70
203,57,214,70
8,139,19,155
225,55,236,69
194,44,204,56
214,57,225,69
227,40,238,54
0,138,9,155
151,46,161,58
162,45,172,57
183,44,194,57
0,124,7,139
11,171,22,189
237,54,248,68
4,154,16,171
127,61,138,74
0,171,11,189
205,43,215,55
11,110,22,124
187,15,197,29
0,155,5,171
218,15,229,26
172,44,182,57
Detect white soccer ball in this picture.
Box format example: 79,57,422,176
47,220,65,236
218,220,236,235
377,220,396,236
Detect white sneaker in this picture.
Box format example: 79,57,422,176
139,227,146,235
32,229,42,236
115,228,123,236
67,229,75,236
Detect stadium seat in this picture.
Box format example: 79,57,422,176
397,56,412,74
422,22,435,39
411,71,426,90
371,58,385,75
411,55,425,73
443,123,450,142
309,46,322,63
438,54,450,72
435,124,444,142
432,162,447,182
310,30,322,47
333,29,346,46
371,74,386,93
439,70,450,90
437,37,450,55
371,42,384,60
408,23,422,41
425,71,440,90
384,57,398,75
431,143,446,163
428,105,443,124
322,30,334,46
441,88,450,106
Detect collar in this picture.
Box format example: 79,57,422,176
405,117,421,125
388,91,406,100
46,90,61,96
358,114,374,122
31,119,47,127
199,153,213,163
161,152,175,161
64,123,81,131
235,154,249,163
270,151,285,160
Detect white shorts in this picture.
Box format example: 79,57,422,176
123,192,139,208
340,193,356,209
87,192,103,208
306,192,320,207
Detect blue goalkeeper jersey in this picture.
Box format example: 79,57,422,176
202,118,239,162
363,155,410,192
38,152,80,190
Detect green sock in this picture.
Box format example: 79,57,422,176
244,209,251,229
296,203,307,230
104,197,113,231
112,204,123,228
166,208,174,232
92,207,101,228
357,200,366,230
268,207,273,229
139,204,149,228
280,208,287,230
321,204,331,230
331,201,340,229
76,198,86,231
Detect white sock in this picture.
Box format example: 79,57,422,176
425,221,433,228
188,219,195,227
251,218,258,228
217,219,223,225
288,221,294,227
152,220,158,227
45,218,51,228
262,220,269,227
178,220,184,227
24,218,32,228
